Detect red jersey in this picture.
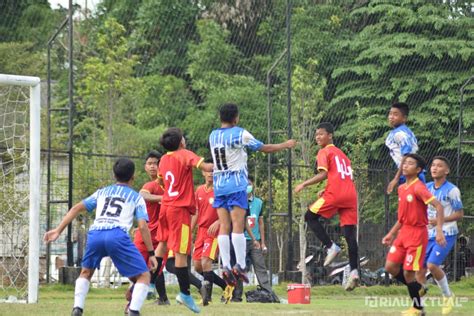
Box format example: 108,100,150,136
195,184,218,228
158,149,204,212
397,178,434,227
317,144,357,203
141,180,164,231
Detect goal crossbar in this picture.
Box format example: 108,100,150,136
0,74,41,303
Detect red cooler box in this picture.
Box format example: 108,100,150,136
287,283,311,304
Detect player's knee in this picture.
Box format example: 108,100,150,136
304,210,319,223
137,271,151,284
427,262,438,271
384,262,398,276
79,268,94,280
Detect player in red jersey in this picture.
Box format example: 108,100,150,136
125,151,169,313
294,122,359,291
383,153,446,316
192,164,229,306
154,127,212,313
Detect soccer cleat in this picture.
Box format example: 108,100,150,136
232,264,249,283
221,285,234,304
442,294,455,315
200,280,212,306
222,267,237,286
401,307,425,316
323,243,341,266
344,269,360,291
176,292,201,313
128,310,140,316
71,307,83,316
154,298,171,306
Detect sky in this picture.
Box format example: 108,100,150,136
48,0,101,11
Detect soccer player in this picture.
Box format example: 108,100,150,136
294,122,360,291
386,102,423,194
192,165,229,306
416,156,463,315
209,103,296,285
154,127,212,313
129,150,169,306
383,153,446,316
43,158,157,316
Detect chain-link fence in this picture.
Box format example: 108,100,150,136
1,1,473,287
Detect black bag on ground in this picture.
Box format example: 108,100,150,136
245,286,279,303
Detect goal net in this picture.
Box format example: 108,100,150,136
0,74,41,303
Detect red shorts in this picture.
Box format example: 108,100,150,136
155,205,192,255
192,227,218,261
386,225,428,271
309,194,357,226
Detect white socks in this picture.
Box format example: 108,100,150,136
73,277,90,309
218,235,231,269
129,282,149,312
435,275,452,297
232,233,246,269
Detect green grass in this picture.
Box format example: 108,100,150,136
1,278,473,315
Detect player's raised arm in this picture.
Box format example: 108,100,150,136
259,139,297,153
140,189,162,203
43,201,87,243
198,161,213,172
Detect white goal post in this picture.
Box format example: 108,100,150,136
0,74,41,303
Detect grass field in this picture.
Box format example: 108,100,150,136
1,277,473,315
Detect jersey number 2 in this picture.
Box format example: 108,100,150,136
165,171,179,197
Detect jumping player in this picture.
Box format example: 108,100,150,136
209,103,296,285
154,127,212,313
383,153,446,316
385,102,423,194
192,165,229,305
294,122,359,291
416,156,463,315
44,158,157,316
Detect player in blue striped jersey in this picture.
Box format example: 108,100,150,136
44,158,157,316
209,103,296,285
386,102,424,194
416,156,463,315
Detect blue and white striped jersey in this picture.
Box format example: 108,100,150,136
209,126,263,196
83,184,148,233
427,181,463,238
385,124,419,168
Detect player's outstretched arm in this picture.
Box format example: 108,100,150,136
198,162,213,172
43,202,86,243
429,199,447,247
140,190,162,203
137,219,158,271
294,171,328,193
259,139,297,153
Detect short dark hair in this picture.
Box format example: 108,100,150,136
219,103,239,123
113,158,135,182
145,150,161,164
405,153,426,170
316,122,334,134
432,155,450,169
160,127,183,151
391,102,409,117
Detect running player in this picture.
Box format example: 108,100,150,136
44,158,157,316
294,122,359,291
383,154,446,316
209,103,296,285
